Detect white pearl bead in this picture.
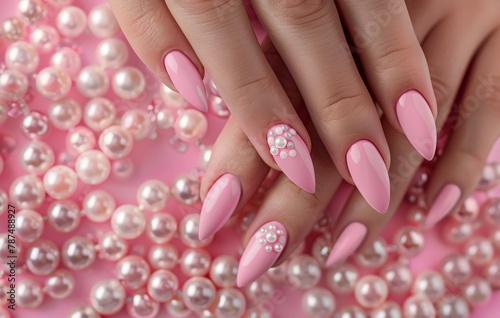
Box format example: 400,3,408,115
76,66,109,98
45,269,75,299
90,279,125,315
49,99,82,130
214,288,246,318
88,4,119,38
116,255,151,290
17,278,44,308
9,175,46,209
96,38,128,69
62,236,96,270
47,200,81,233
111,204,145,239
83,190,115,222
5,41,39,74
56,6,87,38
98,232,128,261
98,125,134,160
210,255,238,288
15,209,44,242
51,47,82,78
301,287,335,318
137,180,169,212
43,165,78,199
112,66,145,100
180,249,211,277
147,269,179,303
26,239,60,275
75,150,111,185
36,66,72,101
121,108,152,140
69,305,102,318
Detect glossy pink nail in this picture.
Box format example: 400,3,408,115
326,222,367,267
237,221,287,287
396,90,437,160
199,174,241,241
425,184,461,229
163,50,208,112
346,140,390,214
267,124,315,193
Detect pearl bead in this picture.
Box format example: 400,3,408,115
355,238,388,268
180,248,211,276
245,276,273,303
0,233,23,263
335,306,366,318
465,237,494,266
116,255,151,290
98,125,134,160
36,66,72,101
311,236,331,267
56,6,87,38
147,213,177,244
148,245,179,270
83,190,115,222
29,26,60,53
111,204,145,239
43,165,78,199
174,109,208,142
51,47,82,77
62,236,96,270
83,97,116,131
88,4,119,38
381,262,412,294
17,278,44,308
136,180,169,213
215,289,246,318
9,175,45,209
0,69,28,101
47,199,81,232
453,196,480,223
243,308,271,318
370,301,402,318
75,150,111,185
160,84,188,109
442,219,473,245
121,109,152,140
440,254,472,286
394,227,424,256
210,255,238,288
127,292,160,318
1,18,25,41
147,270,179,302
21,111,49,138
5,41,39,74
287,255,322,289
403,294,436,318
16,209,44,242
482,198,500,227
26,239,60,275
463,277,492,307
167,297,192,317
354,275,388,309
172,175,200,207
326,264,358,295
45,269,75,299
199,146,212,169
412,270,445,301
77,66,109,98
98,232,128,261
90,279,125,315
112,66,145,100
49,99,82,130
478,164,498,190
156,108,175,129
485,257,500,288
67,126,96,154
182,277,216,312
96,38,128,69
0,190,7,216
209,95,230,117
179,213,212,248
69,305,102,318
113,158,134,178
407,205,427,226
301,287,335,318
18,0,47,23
436,296,470,318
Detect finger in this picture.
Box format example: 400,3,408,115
107,0,209,111
337,0,438,160
165,0,315,193
424,29,500,229
251,0,391,213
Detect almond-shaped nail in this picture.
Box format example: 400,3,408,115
396,90,437,160
425,184,461,229
346,140,390,214
268,124,315,193
164,50,208,112
199,174,241,241
237,221,287,287
326,222,367,267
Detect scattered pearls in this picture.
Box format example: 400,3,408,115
116,255,151,289
88,4,120,38
51,47,82,77
172,174,200,205
45,269,75,299
43,165,78,199
301,287,335,318
440,254,472,286
75,150,111,185
98,232,128,261
21,111,49,138
83,190,115,222
180,248,211,276
69,305,101,318
287,255,322,289
0,69,28,101
89,279,125,315
394,227,424,256
29,26,59,53
160,84,188,109
96,38,128,69
18,0,47,24
47,199,80,233
463,277,492,307
147,270,179,303
67,126,96,154
56,6,87,38
148,245,178,270
5,41,39,74
17,278,44,308
403,294,436,318
26,239,60,275
412,270,445,301
62,236,96,270
126,292,160,318
111,204,145,239
464,237,494,266
98,125,134,160
179,213,212,248
245,276,273,303
214,288,246,318
1,18,25,41
210,255,238,288
354,275,389,309
15,209,44,242
174,109,208,142
9,175,46,209
436,296,470,318
156,108,175,129
49,99,82,130
83,97,116,131
182,277,216,312
356,238,388,268
147,213,177,244
112,66,145,100
380,262,412,294
76,66,109,98
326,264,358,295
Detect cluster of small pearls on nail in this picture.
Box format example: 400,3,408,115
257,224,286,253
268,125,297,159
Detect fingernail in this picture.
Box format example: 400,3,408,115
199,174,241,240
346,140,390,214
164,50,208,112
326,222,367,267
396,90,437,160
425,184,461,229
237,221,287,287
267,124,315,193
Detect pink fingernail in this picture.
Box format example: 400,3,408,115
237,221,287,287
326,222,367,267
396,90,437,160
425,184,461,229
164,50,208,112
267,124,315,193
346,140,390,214
199,174,241,241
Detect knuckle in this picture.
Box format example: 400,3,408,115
430,72,453,110
175,0,237,16
370,42,419,75
319,91,367,122
231,75,275,110
272,0,329,25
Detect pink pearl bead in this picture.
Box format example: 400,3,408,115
172,174,200,205
412,270,445,301
137,180,169,212
147,270,179,303
148,245,178,270
45,269,75,299
69,305,102,318
5,41,39,74
127,292,160,318
111,204,145,239
160,84,188,109
83,190,115,222
167,297,191,317
76,66,109,98
0,69,28,101
156,108,175,129
116,255,151,290
381,262,412,294
406,205,427,227
88,4,119,38
243,308,271,318
49,99,82,130
17,278,44,308
21,111,49,138
43,165,78,199
179,213,212,248
245,276,274,303
98,232,128,261
36,66,72,101
465,237,494,266
208,95,230,117
113,158,134,178
96,38,129,69
1,18,25,41
482,198,500,227
62,236,96,270
355,238,388,268
30,26,60,53
182,277,216,312
180,249,211,277
121,109,152,140
174,109,208,142
478,164,499,190
18,0,47,23
90,279,126,315
441,254,472,286
370,301,402,318
51,47,82,78
354,275,388,309
98,125,134,160
47,199,80,233
441,219,473,245
26,239,60,275
311,236,330,267
286,255,322,289
403,294,436,318
335,306,366,318
485,257,500,288
453,196,480,223
267,262,288,282
67,126,96,154
326,264,358,295
395,227,424,256
9,175,46,209
463,277,492,307
75,150,111,185
436,296,470,318
112,66,145,100
301,287,335,318
210,255,238,288
147,213,177,243
16,209,44,242
56,6,87,38
215,288,246,318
